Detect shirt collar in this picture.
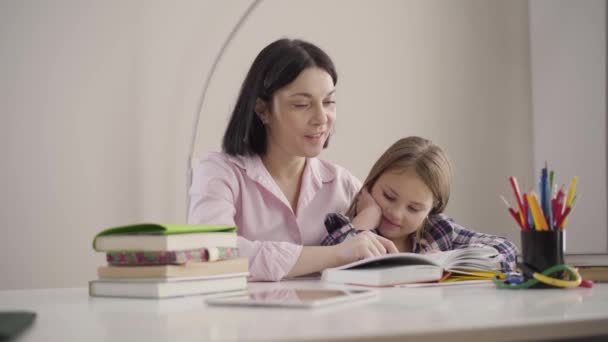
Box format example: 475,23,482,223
307,157,337,185
226,153,337,185
225,153,337,215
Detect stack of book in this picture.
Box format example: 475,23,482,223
566,254,608,283
89,223,248,299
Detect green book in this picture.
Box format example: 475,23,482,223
93,223,237,252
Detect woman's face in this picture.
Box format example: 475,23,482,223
370,168,435,240
262,67,336,158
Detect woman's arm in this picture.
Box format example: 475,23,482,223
287,231,399,278
190,154,397,281
189,154,302,281
286,246,345,277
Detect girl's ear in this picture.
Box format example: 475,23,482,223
417,217,428,239
430,199,441,215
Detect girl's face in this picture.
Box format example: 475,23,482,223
370,168,435,240
262,67,336,158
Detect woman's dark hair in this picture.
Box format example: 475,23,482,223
222,38,338,156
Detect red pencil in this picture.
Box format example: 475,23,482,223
509,177,525,228
555,206,572,230
501,195,525,230
551,198,559,227
522,194,530,230
508,208,524,230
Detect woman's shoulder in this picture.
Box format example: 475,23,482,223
197,151,257,172
193,152,257,183
313,158,361,188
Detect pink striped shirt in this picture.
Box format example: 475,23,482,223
188,152,361,281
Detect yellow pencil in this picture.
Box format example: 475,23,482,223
562,176,578,228
534,192,550,230
526,193,542,230
560,194,579,230
566,176,578,206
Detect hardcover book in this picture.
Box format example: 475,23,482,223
89,275,247,299
106,247,239,265
92,223,237,252
98,257,248,279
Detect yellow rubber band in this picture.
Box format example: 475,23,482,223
532,270,581,288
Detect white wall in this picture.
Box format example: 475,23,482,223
0,0,252,289
194,0,532,255
1,0,532,290
529,0,607,253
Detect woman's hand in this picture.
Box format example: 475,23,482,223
334,231,399,263
351,188,382,230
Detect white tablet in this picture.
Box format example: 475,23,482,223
205,288,378,308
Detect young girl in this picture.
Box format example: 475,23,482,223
322,136,518,272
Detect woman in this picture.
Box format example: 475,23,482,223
188,38,398,281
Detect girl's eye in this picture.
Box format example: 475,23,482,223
292,104,308,109
408,206,420,213
383,192,395,201
323,100,336,106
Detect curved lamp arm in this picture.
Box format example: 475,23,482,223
186,1,262,220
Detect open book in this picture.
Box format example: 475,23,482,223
321,247,502,287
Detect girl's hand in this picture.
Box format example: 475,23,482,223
356,187,379,213
352,188,382,230
334,231,399,263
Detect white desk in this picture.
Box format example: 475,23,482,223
2,280,608,342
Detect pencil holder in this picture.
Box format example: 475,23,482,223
520,230,564,288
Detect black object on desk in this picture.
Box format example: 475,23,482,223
0,311,36,341
521,230,565,288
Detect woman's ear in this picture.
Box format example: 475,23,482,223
255,98,269,124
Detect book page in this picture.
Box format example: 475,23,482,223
331,252,440,271
422,247,500,271
421,250,458,266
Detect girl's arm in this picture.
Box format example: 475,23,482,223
452,226,518,272
313,211,399,279
319,186,385,246
319,187,382,246
426,215,519,272
351,188,382,230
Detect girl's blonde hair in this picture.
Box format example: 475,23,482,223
347,136,452,220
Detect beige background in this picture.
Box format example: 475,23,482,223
0,0,605,290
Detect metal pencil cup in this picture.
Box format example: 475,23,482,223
520,230,564,288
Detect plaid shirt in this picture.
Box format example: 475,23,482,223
321,213,518,272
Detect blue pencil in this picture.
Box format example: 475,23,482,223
547,170,554,230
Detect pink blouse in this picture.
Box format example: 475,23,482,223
188,152,361,281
